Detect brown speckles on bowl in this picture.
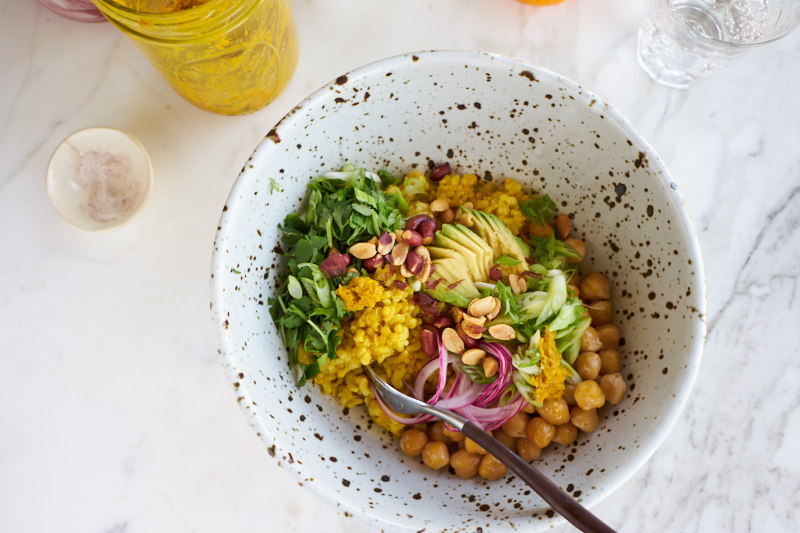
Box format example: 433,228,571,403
210,51,706,533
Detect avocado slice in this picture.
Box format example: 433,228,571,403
430,224,492,282
465,208,531,276
428,245,467,264
453,224,494,278
423,257,481,307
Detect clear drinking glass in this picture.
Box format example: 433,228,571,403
637,0,800,89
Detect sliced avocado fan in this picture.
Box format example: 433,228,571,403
422,256,481,307
464,208,531,276
429,224,493,282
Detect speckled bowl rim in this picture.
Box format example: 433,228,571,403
210,50,707,532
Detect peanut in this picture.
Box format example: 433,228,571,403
430,199,449,213
467,296,496,318
442,328,465,354
461,348,486,366
488,324,516,340
349,242,377,260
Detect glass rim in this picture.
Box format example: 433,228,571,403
90,0,259,41
667,0,800,48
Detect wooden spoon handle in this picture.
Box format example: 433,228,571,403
461,422,616,533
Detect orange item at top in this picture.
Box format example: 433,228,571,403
516,0,569,5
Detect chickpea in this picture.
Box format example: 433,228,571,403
400,429,429,457
528,221,553,238
478,453,508,480
599,349,621,375
449,449,482,478
580,272,611,301
492,429,517,451
526,417,555,449
571,406,600,432
575,352,602,381
575,380,606,410
587,300,613,327
596,324,620,350
465,436,487,455
443,426,466,442
536,398,570,425
517,438,541,462
564,238,585,264
599,373,627,405
422,441,450,470
580,326,604,352
501,411,530,439
427,421,454,444
562,383,577,407
521,402,537,414
552,422,579,446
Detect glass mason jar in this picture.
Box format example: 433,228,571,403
91,0,299,115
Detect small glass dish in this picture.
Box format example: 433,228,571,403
46,127,153,231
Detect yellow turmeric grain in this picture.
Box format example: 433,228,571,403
335,277,384,312
532,327,571,404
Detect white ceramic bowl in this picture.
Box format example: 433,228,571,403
210,51,706,532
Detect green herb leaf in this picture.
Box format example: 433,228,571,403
460,365,499,384
519,195,555,225
495,255,522,267
231,268,241,274
531,232,557,266
270,167,407,387
493,281,520,324
269,178,280,195
378,169,401,187
498,383,517,406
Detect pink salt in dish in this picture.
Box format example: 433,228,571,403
46,127,153,231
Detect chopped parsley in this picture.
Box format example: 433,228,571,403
269,167,406,386
269,178,280,194
519,194,556,225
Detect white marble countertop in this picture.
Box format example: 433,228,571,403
2,0,799,531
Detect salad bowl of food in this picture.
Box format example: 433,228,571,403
210,51,706,532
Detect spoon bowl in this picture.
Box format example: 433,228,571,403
363,366,617,533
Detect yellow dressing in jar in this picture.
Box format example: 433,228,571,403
92,0,299,115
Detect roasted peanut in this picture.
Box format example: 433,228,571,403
468,296,496,317
556,214,571,239
349,242,377,260
488,324,515,340
482,356,499,378
442,328,465,354
461,348,486,366
391,242,410,265
430,199,449,213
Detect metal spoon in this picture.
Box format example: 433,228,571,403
364,366,617,533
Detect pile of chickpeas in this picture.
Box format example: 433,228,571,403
398,269,628,480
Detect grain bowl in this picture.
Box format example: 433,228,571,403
210,50,706,532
